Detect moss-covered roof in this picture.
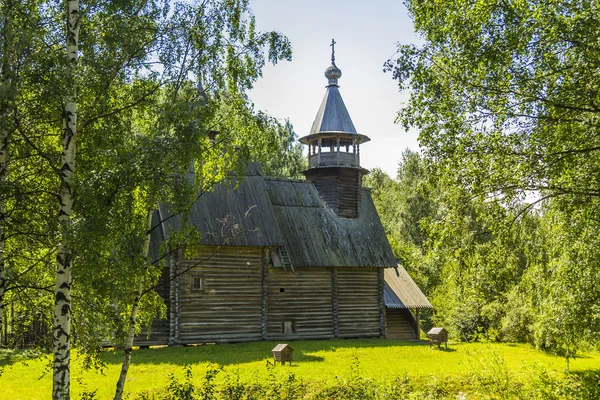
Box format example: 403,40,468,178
152,164,397,268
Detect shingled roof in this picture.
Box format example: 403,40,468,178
310,85,358,135
299,58,369,145
264,178,397,267
384,266,433,309
151,164,397,268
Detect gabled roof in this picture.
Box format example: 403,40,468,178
427,327,447,335
272,344,293,352
151,164,397,268
384,266,433,309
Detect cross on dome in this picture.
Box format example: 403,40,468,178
330,38,336,65
325,38,342,85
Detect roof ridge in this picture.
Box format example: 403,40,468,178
263,177,309,183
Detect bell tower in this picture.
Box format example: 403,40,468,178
300,40,370,219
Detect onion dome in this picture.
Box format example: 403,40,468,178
325,64,342,85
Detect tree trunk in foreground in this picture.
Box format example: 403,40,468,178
0,0,15,350
0,99,8,348
0,110,7,347
113,210,154,400
53,1,79,399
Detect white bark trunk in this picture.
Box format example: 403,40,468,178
0,117,7,346
0,0,14,348
53,1,79,399
113,211,154,400
0,122,7,346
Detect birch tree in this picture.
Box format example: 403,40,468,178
112,211,153,400
0,0,15,342
64,1,291,398
52,0,79,397
388,0,600,357
1,1,291,397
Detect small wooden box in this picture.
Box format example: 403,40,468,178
272,343,294,365
427,327,448,349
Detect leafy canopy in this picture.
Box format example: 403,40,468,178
387,0,600,205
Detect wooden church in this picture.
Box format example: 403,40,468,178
139,44,431,346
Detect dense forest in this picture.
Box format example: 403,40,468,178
375,0,600,365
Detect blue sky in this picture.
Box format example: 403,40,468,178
247,0,421,177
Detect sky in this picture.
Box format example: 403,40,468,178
247,0,422,178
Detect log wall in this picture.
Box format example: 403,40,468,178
385,309,418,340
337,268,380,338
134,246,385,345
267,267,334,340
305,168,363,219
134,266,170,346
337,169,362,219
177,247,263,343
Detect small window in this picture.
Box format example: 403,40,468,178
191,276,203,291
279,288,285,293
283,320,294,334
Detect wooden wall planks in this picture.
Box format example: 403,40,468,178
305,167,364,219
177,247,263,343
267,267,334,340
337,268,381,338
137,246,386,345
385,309,418,340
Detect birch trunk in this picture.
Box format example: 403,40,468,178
0,104,7,348
0,106,8,348
0,0,14,347
53,1,79,399
113,211,154,400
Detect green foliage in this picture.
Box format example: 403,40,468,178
384,0,600,358
2,340,600,399
467,347,521,397
0,2,299,399
256,118,306,179
387,0,600,206
366,150,531,341
166,364,196,400
364,150,439,293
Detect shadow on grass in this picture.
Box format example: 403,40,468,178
99,338,427,367
427,347,457,353
0,348,44,367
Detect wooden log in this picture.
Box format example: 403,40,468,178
177,246,263,344
386,309,418,340
416,308,420,340
332,267,339,338
261,247,268,340
169,249,181,346
267,267,333,339
337,268,380,338
378,268,385,338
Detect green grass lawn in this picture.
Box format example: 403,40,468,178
1,340,599,399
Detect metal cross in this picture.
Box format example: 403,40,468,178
330,38,336,64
